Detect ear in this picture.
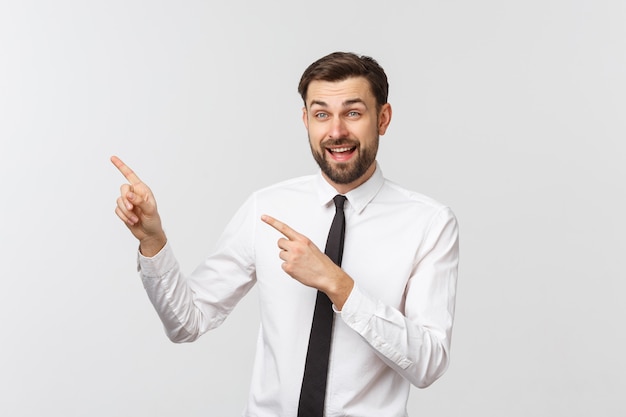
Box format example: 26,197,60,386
377,103,392,135
302,106,309,130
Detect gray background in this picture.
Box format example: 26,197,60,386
1,1,624,415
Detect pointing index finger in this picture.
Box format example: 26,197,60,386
261,215,301,240
111,155,142,185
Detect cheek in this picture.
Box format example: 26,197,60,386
307,125,326,143
354,123,376,140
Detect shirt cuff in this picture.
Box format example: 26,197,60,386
338,283,414,370
336,284,377,333
136,241,177,277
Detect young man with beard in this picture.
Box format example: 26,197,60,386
112,52,459,417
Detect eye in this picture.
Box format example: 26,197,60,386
347,111,360,118
315,112,329,120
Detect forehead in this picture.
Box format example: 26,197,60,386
306,77,375,107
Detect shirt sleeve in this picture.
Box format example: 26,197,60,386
137,195,258,343
339,206,459,388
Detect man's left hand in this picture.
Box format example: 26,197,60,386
261,215,354,310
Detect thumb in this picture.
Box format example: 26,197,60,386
127,186,156,214
126,185,141,207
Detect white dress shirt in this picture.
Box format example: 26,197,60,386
138,164,459,417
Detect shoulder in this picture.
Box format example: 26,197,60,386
373,179,458,236
381,179,452,213
224,175,319,235
241,175,320,217
378,180,459,246
251,175,317,200
256,175,317,193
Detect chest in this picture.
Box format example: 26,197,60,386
255,206,427,311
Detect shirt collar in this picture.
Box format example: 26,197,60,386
315,162,384,214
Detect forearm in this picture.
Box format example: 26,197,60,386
340,285,453,388
139,231,167,258
325,269,355,311
138,242,207,342
138,242,256,344
139,242,244,344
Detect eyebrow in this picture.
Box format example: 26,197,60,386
309,98,368,108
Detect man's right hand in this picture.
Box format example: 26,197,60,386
111,156,167,257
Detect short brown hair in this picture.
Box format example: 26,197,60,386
298,52,389,110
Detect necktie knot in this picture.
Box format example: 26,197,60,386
333,194,346,211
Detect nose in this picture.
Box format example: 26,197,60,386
328,117,349,139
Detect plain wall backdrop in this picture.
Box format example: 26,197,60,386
1,1,624,416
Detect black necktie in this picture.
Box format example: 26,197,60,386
298,195,347,417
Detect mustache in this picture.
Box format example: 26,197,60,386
321,138,359,148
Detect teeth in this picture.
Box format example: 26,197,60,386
331,147,353,153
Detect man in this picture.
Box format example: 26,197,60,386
113,52,459,417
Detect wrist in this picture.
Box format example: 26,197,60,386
326,271,354,311
139,232,167,258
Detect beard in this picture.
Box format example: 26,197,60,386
309,136,379,185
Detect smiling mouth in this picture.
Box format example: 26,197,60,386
329,146,356,154
326,145,357,162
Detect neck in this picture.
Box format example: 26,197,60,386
323,162,377,194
